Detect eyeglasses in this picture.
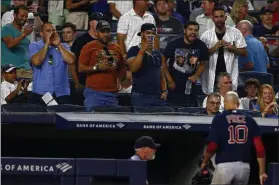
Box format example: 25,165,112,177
207,101,221,106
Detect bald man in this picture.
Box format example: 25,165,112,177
201,91,268,185
237,20,270,72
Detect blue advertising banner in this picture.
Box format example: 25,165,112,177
56,113,279,133
1,157,75,176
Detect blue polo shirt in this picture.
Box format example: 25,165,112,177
28,40,70,97
127,46,162,95
1,23,31,69
238,35,269,72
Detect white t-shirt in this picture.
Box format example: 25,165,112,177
240,97,257,110
117,9,155,52
1,80,22,104
107,0,133,20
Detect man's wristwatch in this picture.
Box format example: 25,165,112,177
162,90,168,94
93,64,99,72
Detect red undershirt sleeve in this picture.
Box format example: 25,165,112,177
253,136,265,158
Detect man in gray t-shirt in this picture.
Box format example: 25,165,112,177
130,136,160,185
130,136,160,161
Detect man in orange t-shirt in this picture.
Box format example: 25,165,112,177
79,20,126,111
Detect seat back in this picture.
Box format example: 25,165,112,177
1,103,46,113
93,106,132,113
46,105,86,113
239,72,274,86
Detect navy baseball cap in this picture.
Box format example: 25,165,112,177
2,64,16,73
260,7,273,14
137,23,157,36
96,20,111,32
134,136,160,149
89,12,104,22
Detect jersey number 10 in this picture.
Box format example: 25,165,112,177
228,125,248,144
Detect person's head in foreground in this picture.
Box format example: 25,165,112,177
134,136,160,160
206,92,221,115
224,91,240,111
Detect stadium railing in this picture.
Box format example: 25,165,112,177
1,157,147,185
1,157,278,185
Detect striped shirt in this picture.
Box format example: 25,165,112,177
200,26,247,95
196,13,235,36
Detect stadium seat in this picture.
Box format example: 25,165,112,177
46,104,87,112
93,106,132,113
238,72,274,86
118,93,132,107
134,106,174,113
197,95,207,107
237,85,246,98
177,107,207,115
238,110,262,117
1,103,47,113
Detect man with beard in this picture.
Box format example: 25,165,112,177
1,5,33,78
200,7,247,95
71,12,105,87
131,136,160,185
162,21,209,107
79,20,126,111
127,23,167,107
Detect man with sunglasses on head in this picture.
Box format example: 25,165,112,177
79,20,126,111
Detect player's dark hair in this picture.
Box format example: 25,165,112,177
40,22,54,31
184,21,199,30
245,78,261,89
212,6,226,15
207,92,221,102
217,72,231,84
154,0,167,6
14,5,29,15
62,22,77,33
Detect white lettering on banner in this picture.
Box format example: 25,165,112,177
76,123,122,129
143,124,192,130
1,163,72,173
1,164,54,172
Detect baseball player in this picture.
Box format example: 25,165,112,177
201,91,268,185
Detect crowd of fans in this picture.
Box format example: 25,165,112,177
1,0,279,118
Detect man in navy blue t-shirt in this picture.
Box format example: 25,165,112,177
127,23,168,107
201,92,268,185
162,21,209,107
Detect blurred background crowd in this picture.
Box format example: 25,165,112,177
1,0,279,118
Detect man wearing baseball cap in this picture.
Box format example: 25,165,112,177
71,12,105,87
253,7,274,37
1,64,30,104
131,136,160,161
79,20,126,110
127,23,168,107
